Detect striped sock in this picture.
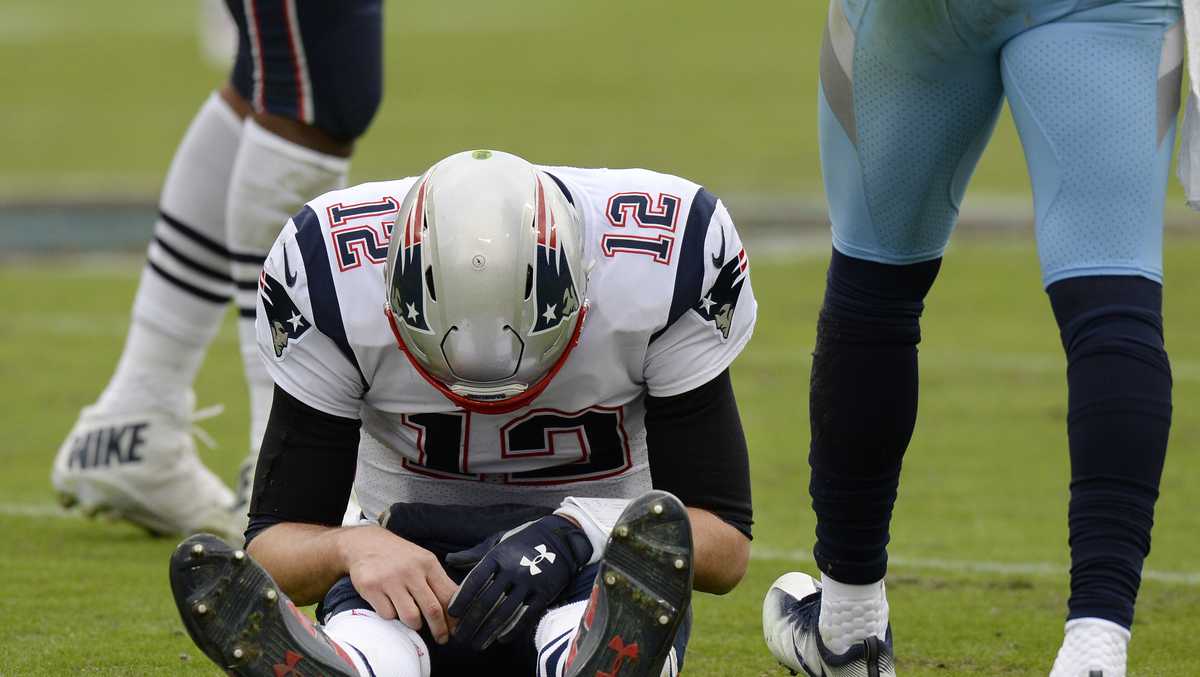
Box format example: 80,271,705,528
97,92,243,413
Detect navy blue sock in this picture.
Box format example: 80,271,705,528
1048,275,1172,629
809,249,940,584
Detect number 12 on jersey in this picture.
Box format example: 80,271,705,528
400,407,633,485
601,192,682,265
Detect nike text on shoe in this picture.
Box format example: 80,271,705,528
169,533,359,676
763,572,896,677
564,490,693,677
53,393,240,541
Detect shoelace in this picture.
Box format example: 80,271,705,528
791,589,822,635
188,403,225,451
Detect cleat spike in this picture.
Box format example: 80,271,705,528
652,503,664,515
658,614,670,625
194,603,208,615
604,573,617,586
615,525,629,538
232,647,244,659
191,543,205,557
232,550,245,562
264,588,278,601
674,558,686,570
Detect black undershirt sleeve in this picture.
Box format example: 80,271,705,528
244,385,362,545
644,369,753,539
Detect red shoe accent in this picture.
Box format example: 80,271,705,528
564,579,602,672
596,635,640,677
583,581,601,630
284,601,320,639
565,637,580,670
273,650,303,677
327,639,357,671
279,602,356,672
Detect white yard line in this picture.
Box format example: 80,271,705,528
751,546,1200,586
2,502,1197,586
741,349,1200,383
0,503,79,519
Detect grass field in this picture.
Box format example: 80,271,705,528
1,237,1198,675
2,0,1199,674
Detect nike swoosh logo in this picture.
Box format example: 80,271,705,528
283,246,298,287
712,226,727,268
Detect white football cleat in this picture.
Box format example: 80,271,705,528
763,572,896,677
52,392,240,541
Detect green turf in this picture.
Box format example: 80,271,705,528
0,0,1124,202
1,238,1198,675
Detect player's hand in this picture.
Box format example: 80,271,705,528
444,515,593,650
338,524,458,644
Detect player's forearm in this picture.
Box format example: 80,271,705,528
245,522,353,605
687,507,750,595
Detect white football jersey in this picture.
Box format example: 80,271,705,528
256,166,756,518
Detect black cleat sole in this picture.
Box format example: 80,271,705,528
566,490,693,677
168,534,357,677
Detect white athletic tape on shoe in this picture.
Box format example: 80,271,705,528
554,496,631,565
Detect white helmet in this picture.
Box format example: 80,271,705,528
383,150,589,414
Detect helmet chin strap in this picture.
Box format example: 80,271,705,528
385,303,588,415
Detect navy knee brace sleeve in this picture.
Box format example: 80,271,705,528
809,249,941,584
1049,275,1172,628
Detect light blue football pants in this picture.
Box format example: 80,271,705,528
820,0,1184,285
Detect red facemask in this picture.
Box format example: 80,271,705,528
384,303,588,415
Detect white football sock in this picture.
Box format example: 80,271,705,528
97,324,208,415
535,599,587,677
818,574,889,656
97,92,242,414
1049,617,1130,677
322,609,430,677
225,119,348,453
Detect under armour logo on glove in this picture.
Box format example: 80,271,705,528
446,515,593,651
520,544,556,575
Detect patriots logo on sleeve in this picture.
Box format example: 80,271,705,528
260,269,312,358
694,230,748,340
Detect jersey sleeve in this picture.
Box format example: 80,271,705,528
643,192,757,397
256,214,365,419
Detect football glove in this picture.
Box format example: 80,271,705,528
445,515,593,650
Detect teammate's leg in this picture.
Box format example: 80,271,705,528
220,0,383,518
1001,4,1182,674
102,93,244,414
813,0,1004,655
53,91,243,538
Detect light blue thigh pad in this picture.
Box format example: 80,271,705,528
1001,1,1182,285
819,0,1181,280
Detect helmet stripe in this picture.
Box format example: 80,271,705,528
406,179,427,251
535,177,548,247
